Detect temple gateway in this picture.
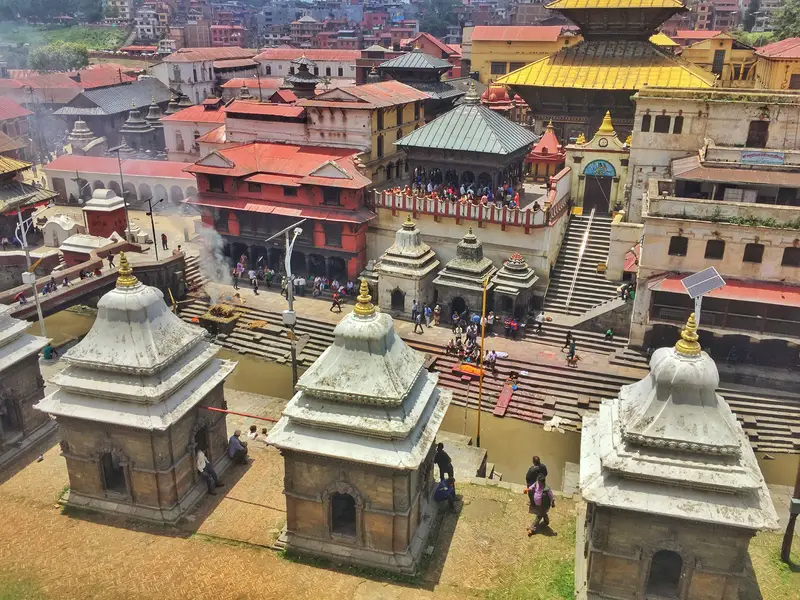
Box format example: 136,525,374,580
267,280,451,573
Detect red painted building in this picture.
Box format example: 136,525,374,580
211,24,245,47
184,142,375,280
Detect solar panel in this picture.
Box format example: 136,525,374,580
681,267,726,299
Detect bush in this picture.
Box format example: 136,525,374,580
29,41,89,72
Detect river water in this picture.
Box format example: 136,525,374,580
27,309,799,489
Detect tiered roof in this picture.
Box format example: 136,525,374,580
490,253,539,298
376,215,440,280
433,228,497,295
0,304,47,374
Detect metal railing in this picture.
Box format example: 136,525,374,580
564,207,595,315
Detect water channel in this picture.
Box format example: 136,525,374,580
27,309,800,489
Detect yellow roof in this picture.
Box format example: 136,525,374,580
649,32,678,46
546,0,683,8
496,40,715,90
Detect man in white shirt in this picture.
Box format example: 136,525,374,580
196,449,223,495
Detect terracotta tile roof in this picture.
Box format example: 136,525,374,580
196,125,227,144
673,30,722,40
271,89,298,103
160,104,226,124
409,32,456,56
184,195,376,223
220,77,284,89
300,80,429,109
254,48,361,62
546,0,682,7
44,155,195,180
164,47,256,63
755,37,800,59
213,58,258,68
0,97,33,121
120,45,158,52
72,66,137,89
471,26,563,43
185,142,371,189
497,40,715,90
7,69,37,78
0,131,26,153
223,101,306,118
448,44,462,56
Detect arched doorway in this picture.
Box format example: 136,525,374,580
646,550,682,598
108,181,121,197
100,452,126,493
153,184,168,202
92,179,105,191
123,182,138,203
186,186,197,198
330,492,356,536
391,288,405,311
268,247,285,273
451,296,466,320
386,162,394,180
328,256,346,280
460,171,475,185
170,185,184,203
77,178,91,202
290,251,306,276
477,172,492,189
193,424,209,456
138,183,152,201
308,254,326,276
582,160,616,215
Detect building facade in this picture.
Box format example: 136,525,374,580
161,99,227,161
255,48,360,81
754,38,800,90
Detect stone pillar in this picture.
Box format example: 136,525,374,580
325,256,332,279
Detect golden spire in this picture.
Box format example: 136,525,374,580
116,251,138,289
675,313,701,357
402,214,415,230
625,133,632,145
546,119,554,130
353,278,375,317
598,110,615,134
576,133,586,145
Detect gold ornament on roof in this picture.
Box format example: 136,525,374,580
597,110,615,134
576,133,586,144
675,313,701,357
402,214,415,230
625,134,632,145
116,252,138,289
353,278,375,317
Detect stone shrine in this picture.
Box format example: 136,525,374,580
577,314,778,600
433,228,497,322
35,254,236,524
267,280,451,573
0,306,50,471
490,252,539,319
375,215,440,318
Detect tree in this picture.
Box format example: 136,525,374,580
744,0,760,31
29,41,89,72
419,0,459,39
776,0,800,40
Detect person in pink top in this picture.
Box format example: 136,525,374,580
525,473,555,536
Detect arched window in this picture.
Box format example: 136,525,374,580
100,452,126,493
265,65,271,75
391,289,405,311
331,492,356,536
646,550,683,598
175,131,185,152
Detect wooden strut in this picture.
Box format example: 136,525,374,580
201,406,279,423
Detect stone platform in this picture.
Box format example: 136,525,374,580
436,431,488,479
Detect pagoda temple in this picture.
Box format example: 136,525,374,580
283,56,324,99
376,215,440,318
433,228,497,321
578,314,778,599
497,0,715,140
526,121,565,181
490,252,539,319
35,254,237,524
267,280,451,574
0,306,50,471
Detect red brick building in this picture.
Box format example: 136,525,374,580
210,24,245,47
184,143,374,279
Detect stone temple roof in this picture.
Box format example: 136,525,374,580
35,253,236,429
433,228,497,294
267,280,451,469
0,305,47,374
491,252,538,297
376,215,440,280
580,314,778,531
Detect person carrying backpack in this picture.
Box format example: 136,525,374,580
525,473,555,536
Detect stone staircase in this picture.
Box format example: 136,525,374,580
522,318,628,355
183,255,209,292
543,214,620,316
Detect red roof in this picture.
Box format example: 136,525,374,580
220,77,284,89
72,66,137,89
164,47,256,63
673,30,722,41
529,123,565,161
755,37,800,59
0,97,33,122
185,142,370,189
270,89,298,103
408,32,457,56
301,80,429,109
223,101,306,118
213,58,258,68
254,48,361,62
44,155,195,180
160,104,226,124
471,26,563,43
184,195,376,224
120,45,158,52
650,275,800,308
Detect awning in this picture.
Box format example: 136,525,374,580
624,244,640,273
649,274,800,307
244,173,301,187
672,155,800,187
183,195,376,224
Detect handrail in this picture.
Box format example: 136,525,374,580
564,207,595,315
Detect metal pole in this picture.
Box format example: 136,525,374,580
286,229,298,387
116,150,131,241
476,277,488,448
147,198,159,261
780,456,800,563
17,210,46,338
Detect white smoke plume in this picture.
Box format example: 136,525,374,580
195,224,233,290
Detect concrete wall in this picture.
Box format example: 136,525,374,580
0,250,62,293
163,120,223,162
607,217,642,281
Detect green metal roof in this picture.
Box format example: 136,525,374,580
379,51,452,71
395,92,537,155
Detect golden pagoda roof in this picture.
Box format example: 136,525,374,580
649,32,678,46
497,40,715,90
546,0,683,8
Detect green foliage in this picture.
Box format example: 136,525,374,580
776,0,800,40
730,29,776,47
29,40,89,71
0,22,126,53
744,0,760,31
419,0,459,38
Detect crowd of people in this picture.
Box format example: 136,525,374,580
407,180,537,211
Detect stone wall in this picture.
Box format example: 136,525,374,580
0,353,47,438
606,217,642,282
0,250,62,293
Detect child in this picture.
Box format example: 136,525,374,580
247,425,259,441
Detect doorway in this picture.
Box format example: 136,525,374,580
583,177,612,215
194,425,210,459
391,288,405,311
451,297,466,320
331,492,357,536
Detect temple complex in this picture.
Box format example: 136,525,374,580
490,253,539,319
480,84,531,125
433,228,497,320
35,254,237,524
0,306,50,471
396,82,536,191
283,56,325,99
497,0,715,140
577,314,778,599
375,215,440,318
267,280,451,574
526,121,565,181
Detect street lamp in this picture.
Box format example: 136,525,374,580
10,193,47,338
132,196,164,260
265,218,306,386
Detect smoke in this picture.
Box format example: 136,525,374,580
195,224,232,302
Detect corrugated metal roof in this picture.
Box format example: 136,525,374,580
0,131,26,153
410,81,465,100
546,0,682,7
471,25,563,43
395,101,537,155
0,181,58,214
0,97,33,121
379,51,453,71
54,78,171,116
213,58,258,68
497,41,715,90
0,155,31,175
164,47,256,63
302,80,430,109
254,48,361,62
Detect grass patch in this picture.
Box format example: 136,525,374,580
192,532,268,551
0,578,47,600
0,23,127,50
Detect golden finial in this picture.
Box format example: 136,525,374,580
116,251,138,289
468,226,473,235
402,214,415,230
625,134,632,145
576,133,586,145
546,119,554,129
597,110,615,135
675,312,701,357
353,278,375,317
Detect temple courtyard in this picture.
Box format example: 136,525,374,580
0,384,796,600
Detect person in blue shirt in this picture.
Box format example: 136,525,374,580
227,430,249,464
434,477,457,512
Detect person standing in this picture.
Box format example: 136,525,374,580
232,268,239,290
265,268,273,289
563,331,574,351
525,456,548,487
424,303,432,327
525,474,555,535
414,311,424,334
486,311,495,335
161,233,168,251
411,299,419,322
330,291,342,313
252,275,259,295
434,443,454,480
535,311,545,333
568,339,577,361
107,252,115,269
196,449,223,495
433,304,441,326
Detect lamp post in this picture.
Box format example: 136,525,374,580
108,145,132,241
13,201,47,338
265,218,306,387
476,277,488,448
134,196,164,261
